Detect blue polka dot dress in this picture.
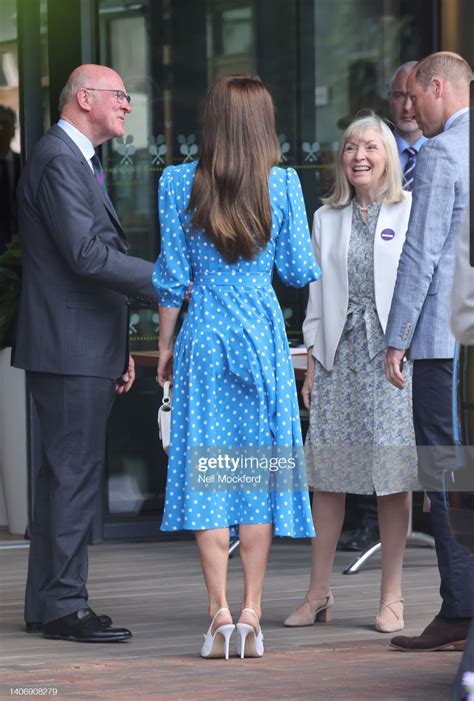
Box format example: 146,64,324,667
152,161,321,537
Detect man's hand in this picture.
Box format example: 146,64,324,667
116,354,136,394
384,347,407,389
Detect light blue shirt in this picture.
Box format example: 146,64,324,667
444,107,469,131
57,118,95,171
394,131,428,171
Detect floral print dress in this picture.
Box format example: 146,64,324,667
305,202,418,495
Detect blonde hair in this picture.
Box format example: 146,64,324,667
323,114,404,208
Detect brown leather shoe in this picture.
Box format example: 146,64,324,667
390,615,469,651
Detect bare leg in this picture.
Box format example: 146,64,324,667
377,492,410,600
195,528,232,630
238,523,273,629
284,491,345,626
307,491,346,598
376,491,410,629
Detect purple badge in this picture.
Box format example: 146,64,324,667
381,228,395,241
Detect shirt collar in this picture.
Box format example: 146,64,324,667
444,107,469,131
57,118,95,169
394,131,427,154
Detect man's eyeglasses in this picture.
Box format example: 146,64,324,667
390,91,410,101
83,88,131,104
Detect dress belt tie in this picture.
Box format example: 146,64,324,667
193,272,272,287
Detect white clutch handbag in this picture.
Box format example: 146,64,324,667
157,380,172,454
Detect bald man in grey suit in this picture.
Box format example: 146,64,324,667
13,64,157,642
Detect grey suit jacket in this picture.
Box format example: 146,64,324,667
385,111,469,359
13,125,157,378
451,214,474,345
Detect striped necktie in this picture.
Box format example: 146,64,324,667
90,153,109,197
402,147,417,191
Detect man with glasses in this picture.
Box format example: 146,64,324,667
388,60,427,191
13,64,157,643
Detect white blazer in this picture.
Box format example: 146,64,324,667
303,193,412,371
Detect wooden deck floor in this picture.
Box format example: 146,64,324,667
0,540,463,700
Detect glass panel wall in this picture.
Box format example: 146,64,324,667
0,0,21,256
312,0,436,205
0,1,20,152
99,0,437,534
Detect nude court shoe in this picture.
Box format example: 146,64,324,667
236,608,264,659
283,591,334,627
375,598,404,633
200,608,235,660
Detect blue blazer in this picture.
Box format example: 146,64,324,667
385,111,469,359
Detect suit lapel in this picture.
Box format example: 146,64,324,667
339,203,352,272
48,125,125,235
326,203,351,304
97,180,122,229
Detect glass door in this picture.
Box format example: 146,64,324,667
98,0,438,539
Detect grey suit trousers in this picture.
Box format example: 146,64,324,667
25,373,116,624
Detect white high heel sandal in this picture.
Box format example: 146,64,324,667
200,608,235,660
236,608,264,659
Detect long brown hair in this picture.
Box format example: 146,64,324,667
188,74,281,263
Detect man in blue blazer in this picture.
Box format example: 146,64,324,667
13,64,157,642
385,52,474,651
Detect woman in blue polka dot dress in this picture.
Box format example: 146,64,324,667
152,75,320,659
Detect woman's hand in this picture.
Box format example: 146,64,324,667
156,305,181,387
301,349,315,410
157,348,173,387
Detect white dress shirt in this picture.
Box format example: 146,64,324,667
57,118,95,171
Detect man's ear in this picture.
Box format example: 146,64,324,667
431,77,443,98
76,88,92,113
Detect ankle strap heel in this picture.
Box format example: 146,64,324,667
236,608,264,659
200,608,235,660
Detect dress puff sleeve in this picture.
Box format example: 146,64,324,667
274,167,321,288
152,167,192,307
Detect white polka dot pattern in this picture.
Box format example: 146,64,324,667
152,162,320,537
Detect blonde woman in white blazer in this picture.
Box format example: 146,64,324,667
284,115,419,633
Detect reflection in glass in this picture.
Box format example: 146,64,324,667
98,0,437,522
96,0,437,348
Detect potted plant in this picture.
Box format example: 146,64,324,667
0,240,28,536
